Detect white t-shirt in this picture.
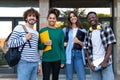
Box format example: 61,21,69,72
91,30,105,66
72,28,78,47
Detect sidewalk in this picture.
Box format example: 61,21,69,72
0,74,90,80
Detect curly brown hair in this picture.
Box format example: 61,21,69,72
23,8,40,22
47,8,60,20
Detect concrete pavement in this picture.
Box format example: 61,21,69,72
0,74,90,80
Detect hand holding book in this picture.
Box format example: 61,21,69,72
44,40,52,46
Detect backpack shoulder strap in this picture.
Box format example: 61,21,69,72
20,24,31,48
20,24,28,33
5,33,12,42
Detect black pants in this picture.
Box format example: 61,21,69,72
42,60,61,80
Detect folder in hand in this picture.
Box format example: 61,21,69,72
40,30,51,52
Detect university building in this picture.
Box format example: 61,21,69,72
0,0,120,80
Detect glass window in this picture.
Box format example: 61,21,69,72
0,21,12,68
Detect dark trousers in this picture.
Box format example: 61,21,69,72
42,60,61,80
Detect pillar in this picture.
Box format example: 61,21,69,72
39,0,49,28
113,0,120,80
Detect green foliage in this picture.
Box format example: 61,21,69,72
61,10,70,17
73,8,86,17
0,46,7,65
97,14,110,17
0,46,3,52
60,8,110,18
81,21,90,30
61,21,67,28
61,8,86,17
0,55,7,65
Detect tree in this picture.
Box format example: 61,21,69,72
60,8,86,17
73,8,86,17
61,10,71,17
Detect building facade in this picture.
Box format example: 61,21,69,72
39,0,120,80
0,0,120,79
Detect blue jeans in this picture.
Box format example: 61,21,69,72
17,60,38,80
90,64,114,80
66,50,86,80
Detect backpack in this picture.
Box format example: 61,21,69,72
3,24,30,67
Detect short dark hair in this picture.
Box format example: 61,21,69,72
86,11,97,18
23,8,40,22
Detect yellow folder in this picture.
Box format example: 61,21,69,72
40,30,51,52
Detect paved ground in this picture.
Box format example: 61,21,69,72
0,74,90,80
0,66,91,80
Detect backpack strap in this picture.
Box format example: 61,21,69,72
20,24,31,48
20,42,26,52
21,24,28,33
5,33,12,42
